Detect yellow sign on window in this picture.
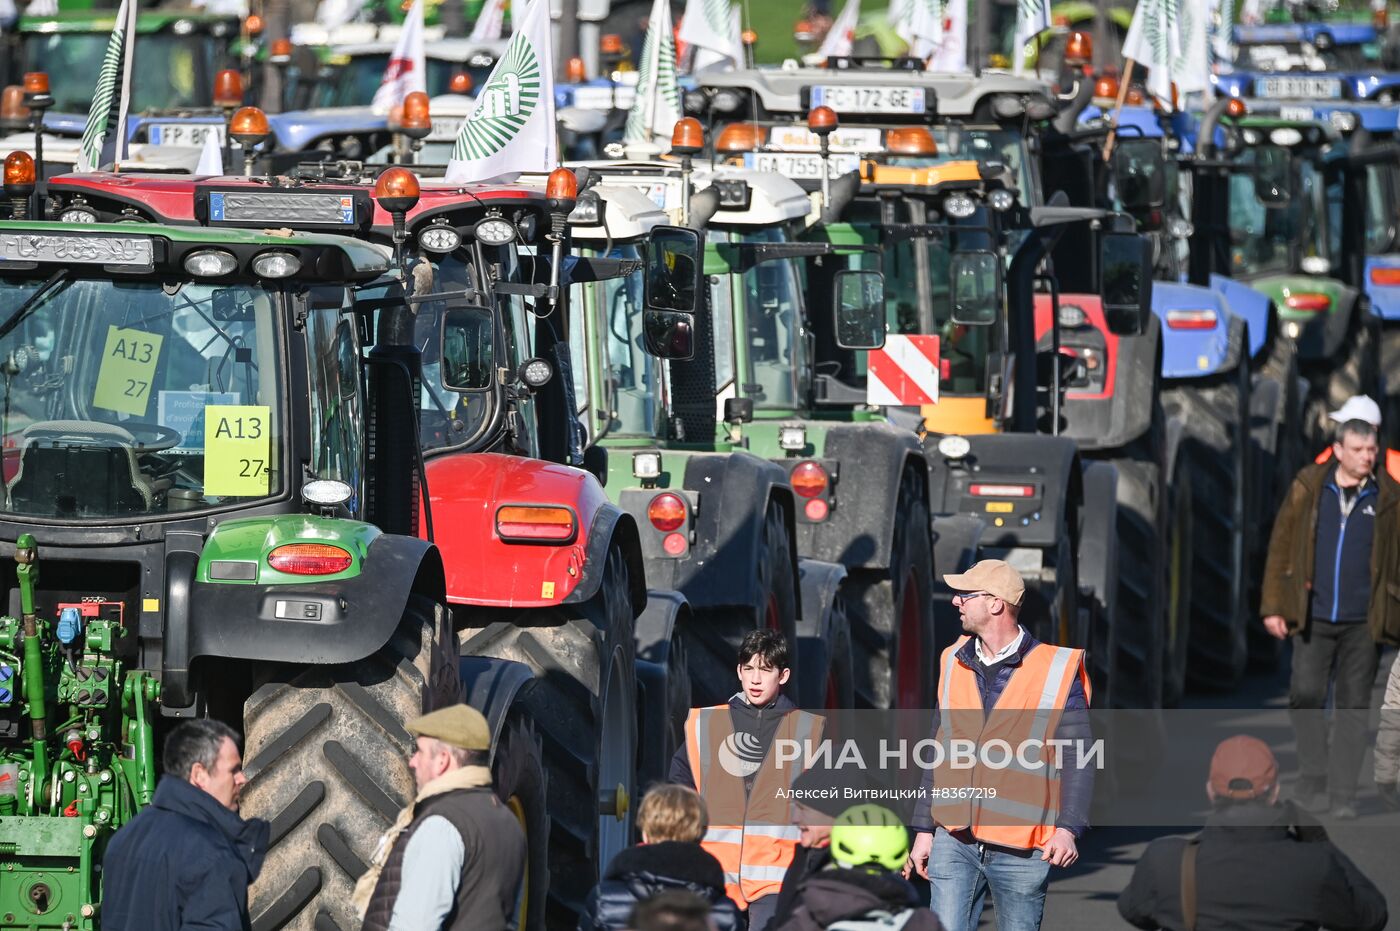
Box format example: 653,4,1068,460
93,326,164,416
204,405,271,497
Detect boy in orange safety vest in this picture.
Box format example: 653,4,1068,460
669,630,823,931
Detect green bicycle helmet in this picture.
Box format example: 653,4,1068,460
829,804,909,871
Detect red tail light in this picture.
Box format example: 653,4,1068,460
1165,309,1217,330
1284,292,1331,312
1370,267,1400,286
268,543,353,575
969,484,1035,498
647,493,688,532
496,505,576,542
791,461,829,499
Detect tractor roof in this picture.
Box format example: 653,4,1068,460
330,37,509,61
1234,22,1376,46
694,65,1053,119
861,159,993,194
562,162,811,228
577,184,669,242
19,9,239,34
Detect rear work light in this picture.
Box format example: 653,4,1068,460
1284,292,1331,312
1370,267,1400,286
496,505,576,542
790,461,829,499
1165,309,1218,330
647,493,688,532
969,484,1035,498
267,544,353,575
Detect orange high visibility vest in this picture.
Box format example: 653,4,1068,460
1313,446,1400,482
929,636,1090,851
685,705,823,906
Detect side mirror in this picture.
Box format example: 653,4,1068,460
1099,232,1153,336
950,251,1002,326
440,304,495,391
1253,144,1292,205
642,225,703,361
833,269,886,349
1111,139,1167,211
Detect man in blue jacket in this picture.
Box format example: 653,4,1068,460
101,719,269,931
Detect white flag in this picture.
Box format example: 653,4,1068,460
1177,0,1210,96
1209,0,1234,70
1240,0,1263,24
927,0,967,72
76,0,136,173
445,0,556,184
624,0,681,148
815,0,860,59
315,0,366,30
1123,0,1202,107
1012,0,1051,74
900,0,942,60
680,0,739,72
196,131,224,175
470,0,508,41
371,0,426,114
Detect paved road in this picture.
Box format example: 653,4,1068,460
1031,646,1400,930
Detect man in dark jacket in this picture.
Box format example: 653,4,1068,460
101,719,269,931
353,704,526,931
1261,412,1400,817
1117,735,1387,931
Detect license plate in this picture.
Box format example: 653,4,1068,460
148,122,226,147
428,117,461,141
810,85,925,114
985,502,1014,513
1255,77,1342,98
767,125,883,153
0,233,153,267
1277,104,1316,121
743,152,861,179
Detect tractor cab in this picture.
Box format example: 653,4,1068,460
1217,22,1380,101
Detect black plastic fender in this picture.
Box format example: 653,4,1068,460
804,422,926,570
634,588,690,786
926,433,1080,551
1077,460,1119,704
186,534,446,666
1294,286,1363,362
794,558,850,710
930,514,985,655
622,452,796,615
561,504,647,616
1063,314,1162,452
459,654,538,762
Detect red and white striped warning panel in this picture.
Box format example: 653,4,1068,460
867,334,941,406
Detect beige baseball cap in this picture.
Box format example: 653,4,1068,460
944,559,1025,607
407,705,491,751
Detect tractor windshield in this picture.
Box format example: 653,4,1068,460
714,227,809,411
592,245,663,438
902,129,1035,206
1234,41,1366,72
0,275,282,520
1227,150,1330,277
24,31,220,113
316,55,496,108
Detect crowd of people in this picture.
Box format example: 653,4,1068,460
94,396,1400,931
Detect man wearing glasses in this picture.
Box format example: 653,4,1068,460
902,559,1094,931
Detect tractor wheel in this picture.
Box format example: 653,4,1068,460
492,711,550,931
243,594,461,931
1301,309,1380,452
845,470,936,709
685,501,799,706
1382,327,1400,448
458,544,637,918
1160,455,1193,708
1166,365,1250,693
638,616,692,789
796,582,856,711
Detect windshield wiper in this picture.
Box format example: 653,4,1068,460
0,270,68,344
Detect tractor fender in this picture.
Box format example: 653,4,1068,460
1154,283,1247,379
459,654,538,761
926,433,1080,551
620,451,796,615
423,451,643,611
634,589,691,787
794,559,848,639
186,531,445,666
930,514,986,653
1363,256,1400,322
804,422,926,571
1254,276,1361,362
1076,460,1119,643
1209,274,1272,361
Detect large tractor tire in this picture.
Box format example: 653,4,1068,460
492,711,550,931
1166,362,1251,693
243,594,461,931
1382,327,1400,448
795,565,856,711
636,596,692,789
458,545,638,919
845,468,936,709
1300,309,1380,452
1079,462,1120,708
685,501,800,707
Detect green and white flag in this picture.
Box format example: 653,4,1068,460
445,0,556,184
1011,0,1051,74
1123,0,1208,107
679,0,739,72
75,0,137,173
624,0,681,150
900,0,943,60
815,0,860,59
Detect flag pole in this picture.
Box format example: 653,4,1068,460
1102,56,1136,162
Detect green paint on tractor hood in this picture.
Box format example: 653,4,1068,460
1248,274,1346,322
197,514,381,585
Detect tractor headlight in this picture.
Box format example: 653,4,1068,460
474,216,516,245
419,223,462,253
779,425,807,451
61,207,98,223
711,89,744,113
943,192,977,219
252,251,302,278
518,357,553,388
633,451,661,479
184,249,238,277
937,435,972,460
988,189,1015,212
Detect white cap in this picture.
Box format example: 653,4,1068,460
1328,395,1382,427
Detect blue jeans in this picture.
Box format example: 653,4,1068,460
928,828,1052,931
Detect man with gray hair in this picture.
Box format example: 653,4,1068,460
1262,404,1400,818
101,719,269,930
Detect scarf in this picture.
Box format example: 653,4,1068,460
351,764,494,917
